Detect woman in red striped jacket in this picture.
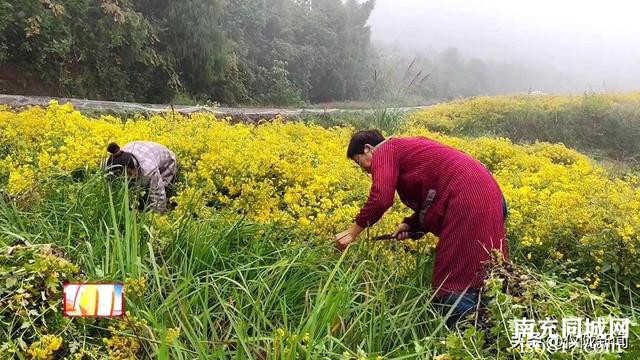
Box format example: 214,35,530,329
335,130,509,326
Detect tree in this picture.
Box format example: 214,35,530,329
221,0,375,105
135,0,228,100
0,0,176,102
1,0,379,105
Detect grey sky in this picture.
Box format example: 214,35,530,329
367,0,640,92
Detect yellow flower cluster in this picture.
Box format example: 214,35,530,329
0,101,402,236
102,315,144,360
1,102,638,288
164,327,180,343
102,335,140,360
273,328,313,357
124,276,147,297
26,335,63,360
407,92,640,131
409,128,640,288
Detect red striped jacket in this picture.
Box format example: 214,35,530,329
355,137,509,296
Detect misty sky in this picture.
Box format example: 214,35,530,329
367,0,640,92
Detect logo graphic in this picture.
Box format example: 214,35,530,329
63,283,124,317
512,317,630,353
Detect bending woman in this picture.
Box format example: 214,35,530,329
336,130,508,325
104,141,177,214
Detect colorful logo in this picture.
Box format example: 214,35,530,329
63,283,124,317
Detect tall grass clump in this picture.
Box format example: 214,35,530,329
304,106,408,135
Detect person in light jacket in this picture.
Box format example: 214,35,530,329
104,141,177,214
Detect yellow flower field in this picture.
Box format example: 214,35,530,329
408,93,640,132
1,101,639,291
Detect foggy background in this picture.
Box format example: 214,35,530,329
3,0,638,105
367,0,640,93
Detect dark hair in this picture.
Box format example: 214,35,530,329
346,130,385,158
105,142,137,175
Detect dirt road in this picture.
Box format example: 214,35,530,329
0,94,430,119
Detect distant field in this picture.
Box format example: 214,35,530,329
409,93,640,165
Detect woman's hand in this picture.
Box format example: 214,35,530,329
335,224,364,251
335,230,354,251
392,222,412,240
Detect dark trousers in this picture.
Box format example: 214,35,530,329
436,290,486,327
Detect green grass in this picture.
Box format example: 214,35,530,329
303,107,409,135
0,176,449,358
1,173,639,359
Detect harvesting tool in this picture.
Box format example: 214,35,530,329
372,232,426,241
371,232,426,255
